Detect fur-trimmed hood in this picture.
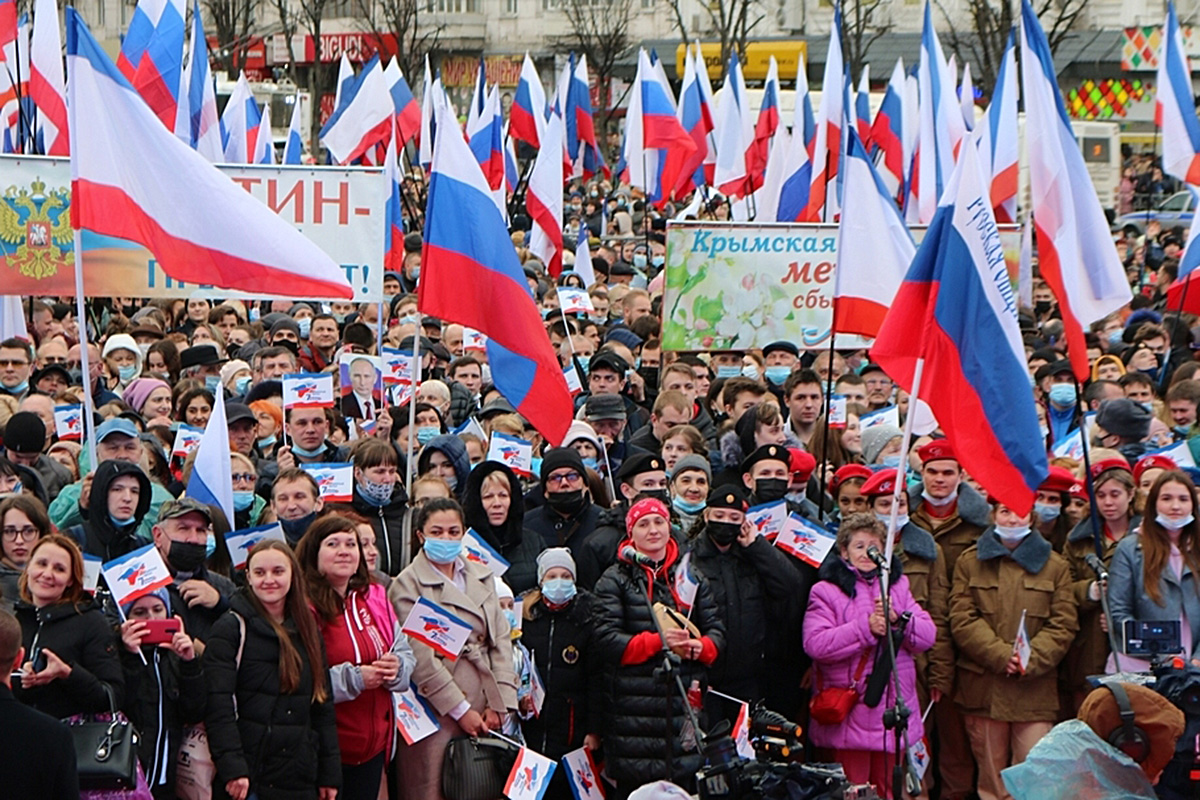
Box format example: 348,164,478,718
817,551,903,599
908,480,991,527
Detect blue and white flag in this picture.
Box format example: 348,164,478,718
226,522,285,570
463,528,511,577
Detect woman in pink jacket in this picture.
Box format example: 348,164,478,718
804,513,936,797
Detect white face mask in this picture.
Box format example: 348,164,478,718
1156,513,1195,531
995,525,1032,544
922,490,956,508
876,513,910,530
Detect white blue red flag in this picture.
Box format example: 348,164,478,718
562,747,604,800
282,372,335,409
321,55,393,165
175,0,221,162
420,99,573,444
571,224,596,287
130,0,184,129
835,128,915,337
282,92,304,164
673,550,699,612
221,71,261,163
29,0,67,155
746,55,781,193
558,286,594,315
917,0,966,223
675,43,713,198
1021,0,1130,378
102,543,173,608
511,52,546,148
625,49,694,205
66,16,353,298
463,328,488,352
395,685,441,745
252,101,275,164
487,431,534,477
402,596,472,660
384,57,421,147
1180,187,1200,282
54,404,83,441
732,702,756,759
974,33,1017,222
462,528,511,577
381,347,418,406
775,514,837,568
302,462,353,503
226,522,285,570
186,389,234,525
870,137,1048,514
871,59,907,200
746,500,787,540
171,424,204,459
1158,1,1200,185
805,2,846,222
505,747,556,800
384,119,405,272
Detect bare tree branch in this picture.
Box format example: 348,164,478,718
841,0,893,81
360,0,445,80
662,0,765,68
555,0,634,129
204,0,262,74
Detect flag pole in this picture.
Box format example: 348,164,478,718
1158,279,1191,392
1071,375,1107,561
815,310,839,522
404,328,420,500
71,232,97,473
883,356,923,568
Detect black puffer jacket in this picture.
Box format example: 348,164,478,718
121,644,206,794
350,484,409,576
688,524,805,702
463,462,543,594
520,590,601,757
203,591,341,800
67,459,152,562
592,539,725,790
523,497,602,552
14,596,124,718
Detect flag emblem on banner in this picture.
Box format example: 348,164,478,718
401,596,472,660
226,522,285,570
487,432,534,477
746,500,787,540
301,462,353,503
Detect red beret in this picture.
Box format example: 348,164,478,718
1089,457,1132,481
830,464,873,493
1068,480,1087,499
1039,466,1077,494
788,448,817,481
1134,454,1177,484
860,468,900,498
625,497,670,532
917,440,957,465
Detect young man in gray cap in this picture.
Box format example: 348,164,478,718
1095,397,1154,465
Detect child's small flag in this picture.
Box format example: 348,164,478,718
226,522,286,570
732,701,756,760
102,544,173,607
908,737,931,782
487,431,534,477
402,596,473,660
775,513,837,568
673,551,699,611
1013,608,1031,674
54,404,83,441
463,528,511,576
171,424,204,459
828,395,848,429
557,287,595,315
282,372,336,409
562,747,605,800
395,684,441,744
746,500,788,540
301,462,354,502
504,746,557,800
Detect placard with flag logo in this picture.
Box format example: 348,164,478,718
563,363,583,396
860,405,900,430
487,431,534,477
505,746,556,800
828,395,847,429
732,702,756,759
102,543,173,607
226,522,285,570
171,424,204,459
775,514,837,568
394,684,441,745
463,528,511,577
746,501,788,540
557,287,595,315
673,551,699,611
381,346,419,387
562,747,605,800
283,372,335,409
1013,608,1031,674
301,462,353,503
463,328,488,352
402,596,473,660
54,404,83,441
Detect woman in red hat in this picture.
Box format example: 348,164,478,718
831,464,873,522
1060,458,1137,712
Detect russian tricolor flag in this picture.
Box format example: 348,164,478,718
675,42,713,198
420,98,572,443
805,2,846,222
1157,1,1200,185
65,9,353,298
467,82,505,192
174,0,220,162
186,387,234,526
221,72,262,164
870,137,1047,514
384,122,404,273
511,52,546,149
384,57,421,148
871,59,906,200
281,92,304,164
320,55,393,165
747,55,781,193
1021,0,1130,380
130,0,184,129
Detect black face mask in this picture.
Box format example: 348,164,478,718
707,521,740,546
1033,300,1052,315
280,511,318,545
167,540,207,573
754,478,789,503
276,339,300,356
637,366,660,389
546,489,588,517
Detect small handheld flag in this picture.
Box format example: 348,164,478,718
1013,608,1031,674
732,702,756,760
673,551,699,611
395,685,441,744
745,500,788,540
171,424,204,459
102,543,173,607
226,522,285,570
557,287,595,316
402,596,472,660
462,528,511,577
562,747,605,800
282,372,335,409
301,462,353,503
505,746,557,800
83,554,102,593
775,514,837,568
54,404,83,441
487,431,534,477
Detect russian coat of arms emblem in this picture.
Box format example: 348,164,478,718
1,178,72,280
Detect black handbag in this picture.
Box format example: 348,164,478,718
441,735,519,800
64,685,141,790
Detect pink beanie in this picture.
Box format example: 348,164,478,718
122,377,170,415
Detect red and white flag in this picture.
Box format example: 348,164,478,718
30,0,68,155
505,746,556,800
527,111,565,277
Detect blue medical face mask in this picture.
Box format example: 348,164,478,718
204,375,221,394
741,364,760,380
632,253,648,268
880,454,902,469
1108,329,1124,347
297,317,312,338
257,434,276,448
504,609,518,629
876,512,909,529
423,537,463,564
234,375,252,396
1156,513,1195,530
715,365,741,380
108,512,136,527
582,457,600,472
651,255,665,268
232,491,255,511
577,360,590,377
118,364,138,382
1048,384,1076,406
6,379,27,395
764,366,791,385
541,578,577,605
673,496,706,515
416,426,440,446
290,442,327,459
530,457,543,478
1033,502,1061,522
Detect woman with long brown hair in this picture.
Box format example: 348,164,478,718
297,516,414,800
203,540,340,800
1109,469,1200,669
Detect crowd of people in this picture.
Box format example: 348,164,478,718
0,197,1198,800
